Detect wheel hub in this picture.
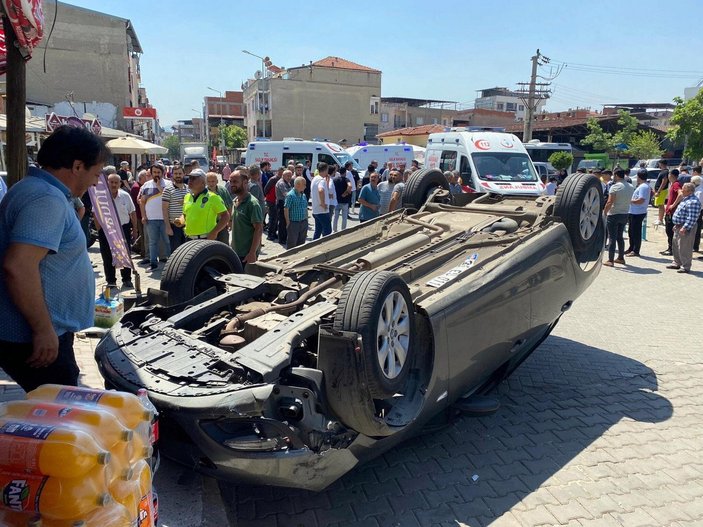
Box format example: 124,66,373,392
377,291,410,380
579,187,600,241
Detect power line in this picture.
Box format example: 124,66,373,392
549,59,702,75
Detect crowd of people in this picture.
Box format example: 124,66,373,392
92,157,423,289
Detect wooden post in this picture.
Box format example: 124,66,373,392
4,14,27,186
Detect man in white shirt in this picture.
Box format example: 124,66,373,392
138,164,172,270
343,161,357,216
545,176,557,196
625,169,651,257
311,163,332,239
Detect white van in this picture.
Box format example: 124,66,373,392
245,139,363,171
346,144,416,170
425,129,543,196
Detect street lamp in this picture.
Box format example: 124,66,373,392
207,87,225,157
242,50,267,139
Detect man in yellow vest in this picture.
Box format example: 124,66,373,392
183,169,230,241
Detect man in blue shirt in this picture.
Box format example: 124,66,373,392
667,182,702,273
0,125,109,391
358,172,381,222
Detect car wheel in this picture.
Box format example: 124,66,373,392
160,240,243,305
554,174,604,253
334,271,415,399
401,168,450,209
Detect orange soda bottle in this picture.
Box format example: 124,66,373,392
38,502,132,527
0,401,133,448
0,510,41,527
0,421,110,479
0,466,110,520
27,386,152,430
108,459,153,527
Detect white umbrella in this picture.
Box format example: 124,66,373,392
106,136,168,155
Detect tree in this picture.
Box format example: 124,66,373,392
548,151,574,171
626,131,664,160
222,125,248,150
581,117,615,153
612,110,639,149
667,91,703,161
162,135,180,160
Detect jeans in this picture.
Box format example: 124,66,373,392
98,225,132,285
312,213,332,240
665,214,674,252
607,213,628,261
0,333,79,392
146,219,171,265
168,223,186,252
349,190,357,213
627,213,646,255
333,203,349,232
276,200,287,244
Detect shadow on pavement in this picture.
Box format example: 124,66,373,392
218,335,672,527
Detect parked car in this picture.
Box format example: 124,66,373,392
533,162,558,180
95,170,605,491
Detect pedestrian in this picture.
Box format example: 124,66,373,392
118,160,132,191
448,171,463,195
222,162,232,182
303,160,313,201
284,176,309,250
666,182,701,273
311,162,332,239
653,159,669,226
206,171,233,244
603,169,634,267
162,164,188,252
388,170,408,212
260,161,273,189
358,172,381,222
130,169,148,256
275,168,293,244
411,159,420,172
661,169,682,257
625,169,651,257
545,175,558,196
378,170,400,215
343,161,358,216
678,164,692,184
138,164,172,270
333,167,352,232
0,125,109,391
327,164,338,223
362,163,374,187
692,172,703,255
263,169,280,241
248,164,266,205
95,170,138,289
182,169,230,241
601,170,613,201
229,168,263,264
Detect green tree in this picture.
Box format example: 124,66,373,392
627,130,664,160
222,125,248,149
581,117,615,153
613,110,639,149
162,135,180,160
548,151,574,171
667,91,703,161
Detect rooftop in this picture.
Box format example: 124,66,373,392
382,97,457,107
312,56,381,73
377,124,446,137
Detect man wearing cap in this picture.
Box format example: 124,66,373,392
182,169,230,241
625,169,651,257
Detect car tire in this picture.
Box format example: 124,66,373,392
334,271,415,399
554,174,604,253
401,168,450,209
160,240,243,305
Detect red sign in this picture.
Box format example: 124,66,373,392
45,113,101,135
474,139,491,150
123,107,157,119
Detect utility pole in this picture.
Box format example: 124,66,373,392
517,49,552,142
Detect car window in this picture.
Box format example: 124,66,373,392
318,154,337,167
472,152,538,182
282,153,313,168
459,155,472,185
439,151,457,172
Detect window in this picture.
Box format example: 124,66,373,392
370,97,380,115
472,152,538,182
381,113,389,123
432,118,438,124
442,119,447,126
364,123,379,142
439,150,457,172
318,154,337,167
496,102,504,111
283,153,312,167
459,156,472,187
518,105,525,111
416,117,424,125
506,102,516,111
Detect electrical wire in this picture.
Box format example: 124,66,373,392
42,0,59,73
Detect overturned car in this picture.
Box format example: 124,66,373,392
95,169,605,490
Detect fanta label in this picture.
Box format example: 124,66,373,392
55,388,105,405
0,474,47,512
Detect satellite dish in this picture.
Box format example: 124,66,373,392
254,70,262,79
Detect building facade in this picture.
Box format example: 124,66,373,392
243,56,381,144
379,98,458,135
12,1,153,134
474,87,544,121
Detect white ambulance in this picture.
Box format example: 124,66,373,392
245,139,363,171
346,144,417,170
425,129,544,196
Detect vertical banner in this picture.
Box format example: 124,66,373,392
88,173,134,270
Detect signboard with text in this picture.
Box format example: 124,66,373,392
123,107,157,119
45,113,102,135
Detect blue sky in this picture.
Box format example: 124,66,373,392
68,0,703,127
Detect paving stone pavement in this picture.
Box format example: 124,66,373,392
1,216,701,526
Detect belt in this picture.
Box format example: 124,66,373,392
188,234,208,240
